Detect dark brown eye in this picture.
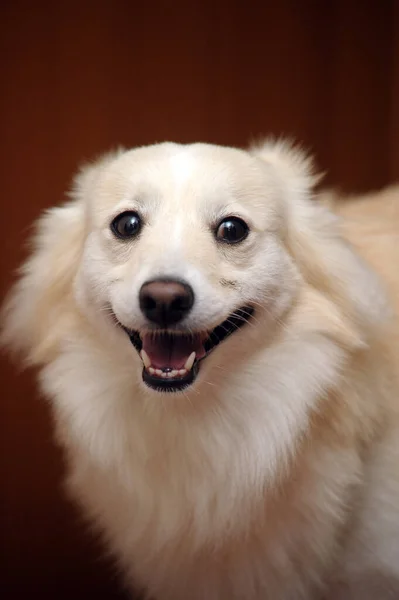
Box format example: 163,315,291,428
111,211,142,239
215,217,249,244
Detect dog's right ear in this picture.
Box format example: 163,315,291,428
1,153,119,367
1,199,85,366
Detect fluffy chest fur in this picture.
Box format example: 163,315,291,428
47,343,362,600
41,291,391,599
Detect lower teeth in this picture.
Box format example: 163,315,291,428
141,352,196,378
146,366,189,378
150,367,187,378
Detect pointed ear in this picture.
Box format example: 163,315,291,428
249,137,322,193
250,139,382,341
1,150,122,366
249,138,341,295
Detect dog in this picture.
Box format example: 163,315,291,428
2,140,399,599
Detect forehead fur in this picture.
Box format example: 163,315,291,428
81,143,281,218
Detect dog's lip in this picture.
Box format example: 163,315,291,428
115,306,254,393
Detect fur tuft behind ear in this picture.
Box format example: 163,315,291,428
1,201,86,366
1,150,122,366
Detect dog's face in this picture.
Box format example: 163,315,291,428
75,143,300,393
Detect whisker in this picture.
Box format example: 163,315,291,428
181,389,195,407
235,310,261,327
213,364,232,373
228,314,254,326
241,300,292,334
203,380,218,388
225,315,256,330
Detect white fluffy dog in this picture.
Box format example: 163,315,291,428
2,141,399,599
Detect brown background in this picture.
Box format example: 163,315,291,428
1,1,398,599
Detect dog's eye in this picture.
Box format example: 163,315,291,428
215,217,249,244
111,211,142,239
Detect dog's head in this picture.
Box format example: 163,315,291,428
73,141,307,393
2,141,373,396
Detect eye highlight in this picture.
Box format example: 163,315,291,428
215,217,249,244
111,211,142,240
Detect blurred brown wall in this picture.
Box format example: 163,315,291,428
1,1,398,599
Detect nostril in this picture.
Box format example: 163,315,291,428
171,296,189,312
142,295,157,311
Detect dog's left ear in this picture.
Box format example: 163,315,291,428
249,138,321,196
249,138,342,291
250,139,385,344
250,139,346,288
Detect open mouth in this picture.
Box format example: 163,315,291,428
125,306,254,393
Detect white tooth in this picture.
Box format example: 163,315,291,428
170,370,178,378
140,349,151,369
166,372,174,378
178,369,187,376
184,352,196,371
149,367,155,375
155,369,163,376
161,372,168,378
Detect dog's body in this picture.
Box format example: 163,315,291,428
2,141,399,599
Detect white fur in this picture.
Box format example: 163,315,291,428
2,141,399,599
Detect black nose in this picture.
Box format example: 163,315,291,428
139,279,194,327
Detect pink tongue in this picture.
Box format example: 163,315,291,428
142,333,205,369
